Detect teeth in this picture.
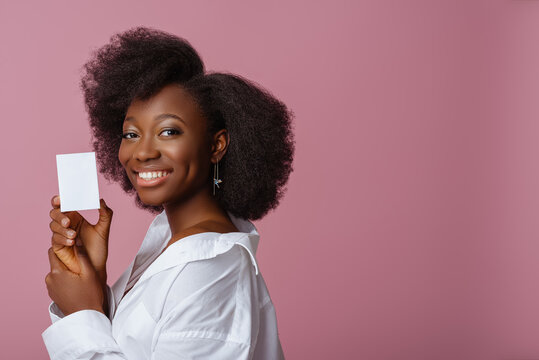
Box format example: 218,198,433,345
138,171,168,180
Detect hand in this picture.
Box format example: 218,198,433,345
49,195,113,285
45,245,104,316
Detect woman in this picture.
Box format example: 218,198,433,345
42,27,295,360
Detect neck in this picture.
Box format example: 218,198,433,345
162,187,228,238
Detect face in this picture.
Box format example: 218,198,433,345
118,84,212,207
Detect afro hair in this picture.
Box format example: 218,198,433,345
80,26,295,220
183,72,295,220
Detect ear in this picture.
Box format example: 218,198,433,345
211,129,230,163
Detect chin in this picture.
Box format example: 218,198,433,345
136,192,166,207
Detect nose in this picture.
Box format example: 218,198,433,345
133,135,160,162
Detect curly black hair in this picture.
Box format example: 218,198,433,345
80,26,295,220
183,72,295,220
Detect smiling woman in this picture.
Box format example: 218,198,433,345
42,25,294,360
118,84,218,211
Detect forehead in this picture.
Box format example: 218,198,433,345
125,84,201,126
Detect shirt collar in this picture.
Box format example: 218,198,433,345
137,209,261,284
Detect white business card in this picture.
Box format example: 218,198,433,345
56,152,100,212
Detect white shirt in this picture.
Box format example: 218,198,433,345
41,210,285,360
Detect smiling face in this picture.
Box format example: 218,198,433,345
118,83,212,207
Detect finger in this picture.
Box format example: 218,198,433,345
48,247,68,272
95,198,113,234
49,207,71,228
99,198,114,219
49,219,77,240
51,232,75,247
49,219,76,238
51,195,60,209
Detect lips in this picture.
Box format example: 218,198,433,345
135,171,171,187
130,167,173,187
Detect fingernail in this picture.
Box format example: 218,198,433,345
62,218,68,226
67,239,74,245
67,230,76,238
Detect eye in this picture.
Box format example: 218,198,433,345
121,129,181,139
160,129,181,136
121,132,137,139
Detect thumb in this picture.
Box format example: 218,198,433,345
74,245,94,275
95,198,113,232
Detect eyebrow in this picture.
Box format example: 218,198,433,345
124,113,186,125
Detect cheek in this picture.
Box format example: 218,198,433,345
118,141,137,172
118,143,127,166
164,141,196,164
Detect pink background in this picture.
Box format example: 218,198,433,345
1,0,539,359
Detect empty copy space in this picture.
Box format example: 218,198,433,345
56,152,100,212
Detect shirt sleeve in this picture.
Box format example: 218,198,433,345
150,245,258,359
41,309,128,360
42,285,124,360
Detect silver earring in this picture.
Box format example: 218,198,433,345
213,160,222,195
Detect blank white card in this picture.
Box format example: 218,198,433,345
56,152,100,212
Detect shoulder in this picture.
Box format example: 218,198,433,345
167,243,253,300
160,242,260,333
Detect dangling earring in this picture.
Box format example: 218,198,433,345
213,159,222,195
